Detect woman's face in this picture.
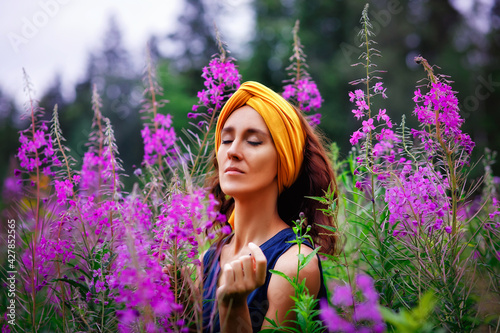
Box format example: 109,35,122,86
217,105,278,199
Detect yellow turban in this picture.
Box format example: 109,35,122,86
215,81,306,227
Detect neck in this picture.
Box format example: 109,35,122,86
229,192,289,256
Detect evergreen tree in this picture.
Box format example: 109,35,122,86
166,0,218,75
0,87,20,190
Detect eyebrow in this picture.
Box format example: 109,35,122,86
221,126,269,136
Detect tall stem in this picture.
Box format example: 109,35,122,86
29,92,40,332
189,79,222,179
362,6,380,244
145,48,162,169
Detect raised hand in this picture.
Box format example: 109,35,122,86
216,242,267,307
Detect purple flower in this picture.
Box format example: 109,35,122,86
282,78,323,126
377,128,399,142
385,165,450,236
116,308,140,325
307,113,322,127
356,100,369,111
413,81,474,158
141,113,177,166
362,118,375,133
320,299,356,333
1,176,23,202
16,119,57,176
374,82,387,98
193,56,241,113
376,109,390,125
352,108,365,120
349,89,365,102
356,274,379,303
321,274,385,332
283,85,296,100
54,179,73,205
350,130,365,145
355,302,383,323
332,285,354,306
221,225,232,235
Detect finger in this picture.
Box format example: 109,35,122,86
231,259,244,282
216,283,227,302
220,263,234,287
248,242,267,286
240,255,253,279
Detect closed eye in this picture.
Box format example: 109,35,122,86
248,141,262,146
221,140,233,145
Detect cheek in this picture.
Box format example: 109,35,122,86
216,149,225,176
216,147,226,164
259,149,278,176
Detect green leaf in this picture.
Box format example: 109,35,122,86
297,312,307,331
306,195,330,204
412,291,438,321
299,247,320,271
380,291,438,333
316,224,337,233
52,278,89,298
269,269,294,285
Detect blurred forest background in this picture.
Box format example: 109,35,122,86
1,0,499,198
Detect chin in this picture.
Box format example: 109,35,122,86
220,184,254,198
220,186,244,198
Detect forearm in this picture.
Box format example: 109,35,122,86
219,302,253,333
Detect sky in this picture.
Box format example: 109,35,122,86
0,0,253,110
0,0,494,112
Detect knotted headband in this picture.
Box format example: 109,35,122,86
215,81,306,227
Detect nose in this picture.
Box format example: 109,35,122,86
227,140,243,160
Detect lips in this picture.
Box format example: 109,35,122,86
224,166,244,174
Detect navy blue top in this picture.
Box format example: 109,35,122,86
202,228,327,333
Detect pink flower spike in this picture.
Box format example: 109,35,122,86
374,82,384,91
349,91,356,102
376,109,388,122
350,130,365,145
283,85,296,100
355,99,369,111
362,118,375,133
352,108,364,120
374,82,388,98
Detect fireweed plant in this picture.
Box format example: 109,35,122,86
282,20,323,128
1,45,233,332
2,6,500,333
183,30,241,184
319,4,499,332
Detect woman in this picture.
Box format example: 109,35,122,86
202,81,337,333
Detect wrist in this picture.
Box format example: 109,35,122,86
219,294,248,309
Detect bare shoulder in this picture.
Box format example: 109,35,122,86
263,244,322,327
273,244,320,281
270,244,321,297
